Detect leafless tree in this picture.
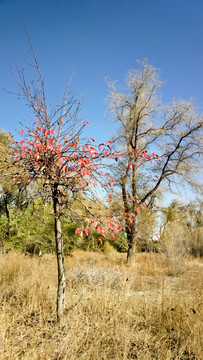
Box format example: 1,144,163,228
107,60,203,262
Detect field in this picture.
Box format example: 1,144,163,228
0,250,202,360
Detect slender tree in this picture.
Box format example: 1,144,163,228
1,34,122,322
107,60,203,262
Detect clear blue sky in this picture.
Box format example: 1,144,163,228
0,0,203,202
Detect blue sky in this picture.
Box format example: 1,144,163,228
0,0,203,203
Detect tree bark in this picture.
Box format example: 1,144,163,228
127,235,136,263
126,192,139,264
53,184,66,323
3,191,10,238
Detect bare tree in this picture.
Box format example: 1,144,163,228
107,60,203,262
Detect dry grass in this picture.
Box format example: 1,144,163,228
0,250,202,360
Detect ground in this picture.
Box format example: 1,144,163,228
0,250,202,360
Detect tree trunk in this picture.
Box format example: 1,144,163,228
3,191,10,238
53,184,66,323
126,215,139,263
127,233,136,263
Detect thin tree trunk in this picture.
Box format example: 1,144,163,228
3,191,10,238
126,215,138,263
121,161,138,264
127,233,136,263
53,184,66,323
127,154,138,264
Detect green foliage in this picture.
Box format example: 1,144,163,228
102,241,115,254
6,201,54,253
0,215,9,248
0,191,96,255
61,222,80,255
110,233,128,253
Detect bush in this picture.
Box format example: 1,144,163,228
110,233,128,253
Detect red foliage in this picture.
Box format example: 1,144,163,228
11,99,158,242
12,119,125,239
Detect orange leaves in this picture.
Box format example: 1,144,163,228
75,213,122,244
116,225,122,233
82,121,90,126
80,168,86,176
20,129,24,135
125,150,163,171
35,99,44,112
81,168,90,177
108,179,114,187
122,210,127,218
12,117,150,250
75,228,80,235
89,147,97,157
98,143,104,150
127,161,137,169
98,237,103,245
96,226,102,234
84,228,89,236
75,228,89,237
57,119,63,126
21,146,27,154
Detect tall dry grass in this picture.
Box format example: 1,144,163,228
0,250,202,359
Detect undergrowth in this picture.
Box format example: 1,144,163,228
0,251,202,359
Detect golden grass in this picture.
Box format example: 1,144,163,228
0,250,202,359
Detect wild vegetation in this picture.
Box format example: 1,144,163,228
0,250,202,360
0,34,203,357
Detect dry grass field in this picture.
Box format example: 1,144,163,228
0,250,202,360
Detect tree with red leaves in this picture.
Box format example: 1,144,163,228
3,33,122,323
